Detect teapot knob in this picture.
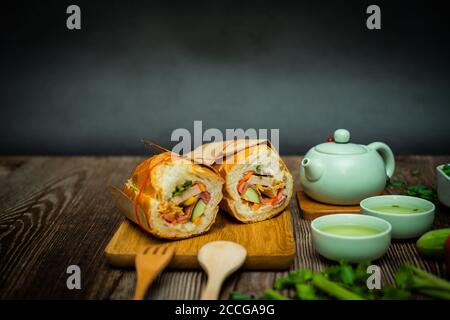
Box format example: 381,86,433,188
334,129,350,143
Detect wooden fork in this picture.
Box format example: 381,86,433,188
133,245,175,300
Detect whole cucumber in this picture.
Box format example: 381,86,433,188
416,228,450,260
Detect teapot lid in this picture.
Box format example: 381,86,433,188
314,129,367,155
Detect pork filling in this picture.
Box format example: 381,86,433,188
237,169,286,210
162,180,211,224
126,179,211,225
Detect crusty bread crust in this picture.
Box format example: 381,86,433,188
122,152,224,239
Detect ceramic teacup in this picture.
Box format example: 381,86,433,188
360,195,435,239
311,214,392,262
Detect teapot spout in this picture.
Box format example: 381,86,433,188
302,158,323,182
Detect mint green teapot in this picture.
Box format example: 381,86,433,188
300,129,395,205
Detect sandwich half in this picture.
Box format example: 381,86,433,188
121,152,224,239
186,140,293,223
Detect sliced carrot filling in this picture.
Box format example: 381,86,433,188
237,170,286,209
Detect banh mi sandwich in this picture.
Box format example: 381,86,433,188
186,140,293,223
121,152,224,239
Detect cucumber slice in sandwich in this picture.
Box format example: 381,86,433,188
241,187,260,203
191,200,206,221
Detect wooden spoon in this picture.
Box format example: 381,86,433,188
198,241,247,300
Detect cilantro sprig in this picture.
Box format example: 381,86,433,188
442,164,450,178
171,180,193,197
387,180,438,203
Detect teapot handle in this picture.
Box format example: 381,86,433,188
367,142,395,178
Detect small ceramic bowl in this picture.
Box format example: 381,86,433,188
311,214,391,263
360,195,435,239
437,164,450,208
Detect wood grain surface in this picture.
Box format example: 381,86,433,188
105,209,295,270
0,155,449,299
296,190,360,220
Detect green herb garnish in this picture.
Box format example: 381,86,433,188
125,179,139,194
255,165,261,174
171,180,193,197
403,185,437,203
229,260,450,300
230,260,369,300
387,180,406,188
443,164,450,178
229,291,252,300
391,264,450,300
387,180,437,203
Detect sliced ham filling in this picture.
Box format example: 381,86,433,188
237,171,286,209
237,181,251,195
198,191,211,204
176,203,195,223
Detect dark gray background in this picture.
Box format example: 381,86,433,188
1,0,449,155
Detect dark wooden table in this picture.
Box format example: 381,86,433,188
0,156,449,299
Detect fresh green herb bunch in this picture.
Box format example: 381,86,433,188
403,185,438,202
230,260,374,300
389,264,450,300
229,260,450,300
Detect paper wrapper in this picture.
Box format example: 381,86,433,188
184,139,272,165
109,186,152,232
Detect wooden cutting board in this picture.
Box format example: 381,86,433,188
296,190,360,220
105,209,295,270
